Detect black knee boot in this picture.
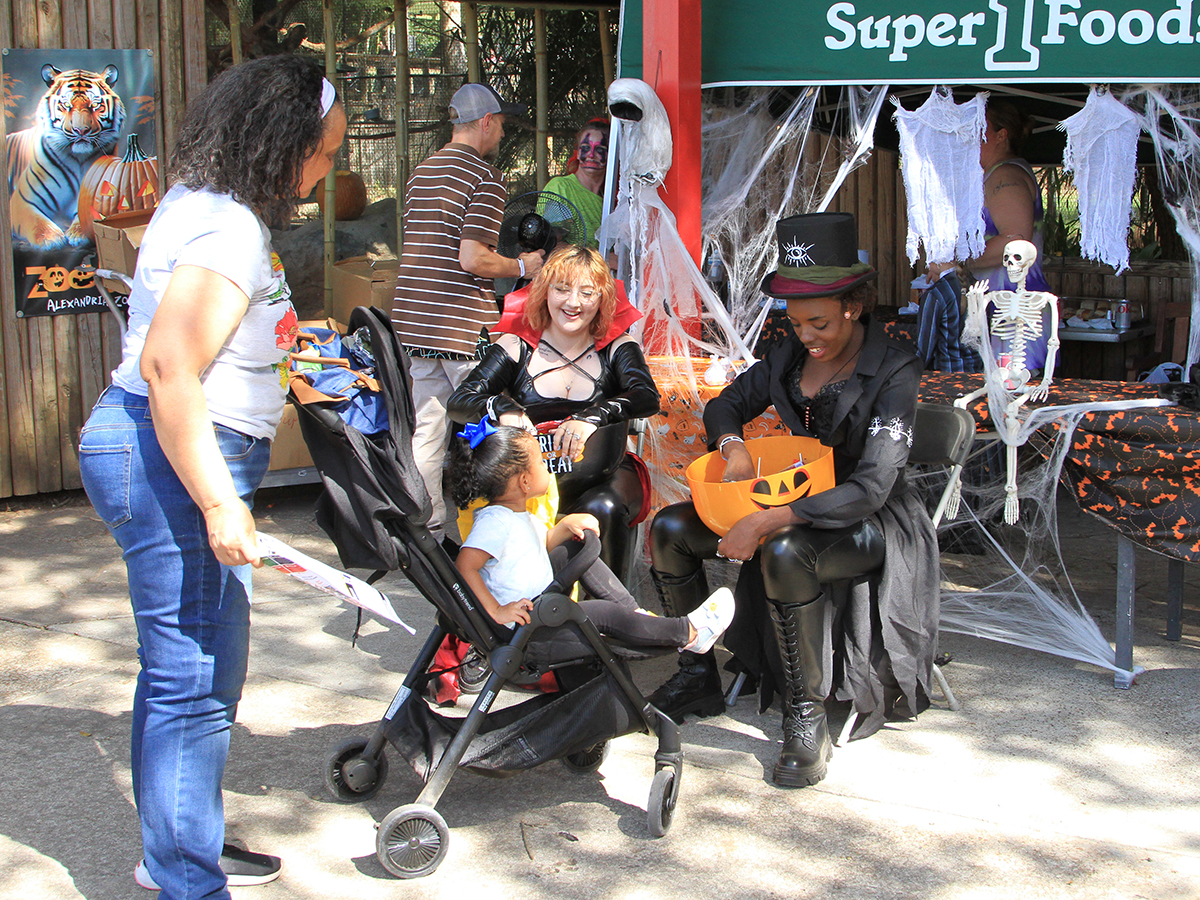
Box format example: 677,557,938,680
770,598,832,787
646,567,724,721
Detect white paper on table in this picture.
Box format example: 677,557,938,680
255,532,415,634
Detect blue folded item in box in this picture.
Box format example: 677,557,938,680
302,366,387,435
292,326,386,435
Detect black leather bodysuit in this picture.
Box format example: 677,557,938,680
449,338,660,428
448,337,661,576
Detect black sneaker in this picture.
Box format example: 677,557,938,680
134,844,282,890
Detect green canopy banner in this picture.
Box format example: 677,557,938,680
620,1,1200,85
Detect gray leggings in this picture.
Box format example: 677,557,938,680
548,540,690,647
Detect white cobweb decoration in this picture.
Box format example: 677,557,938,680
600,82,889,510
1123,84,1200,373
927,401,1164,685
598,78,1180,685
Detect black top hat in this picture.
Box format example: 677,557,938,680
760,212,877,300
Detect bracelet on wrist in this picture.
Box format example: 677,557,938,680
517,257,526,278
718,435,745,457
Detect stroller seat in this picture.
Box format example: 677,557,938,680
291,307,684,879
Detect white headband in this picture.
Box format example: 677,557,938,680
319,77,336,117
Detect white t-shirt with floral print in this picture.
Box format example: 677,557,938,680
112,184,298,440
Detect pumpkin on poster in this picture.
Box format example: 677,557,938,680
77,133,160,240
315,170,367,221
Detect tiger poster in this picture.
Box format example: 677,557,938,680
2,48,156,318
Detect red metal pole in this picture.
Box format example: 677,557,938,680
642,0,702,267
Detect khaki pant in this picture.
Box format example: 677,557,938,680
409,357,475,540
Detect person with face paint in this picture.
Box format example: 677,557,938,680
647,213,940,791
543,118,610,248
78,56,346,897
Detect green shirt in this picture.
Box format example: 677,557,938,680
542,174,603,249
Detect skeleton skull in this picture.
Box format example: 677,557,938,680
1003,239,1038,287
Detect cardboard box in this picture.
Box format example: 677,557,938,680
93,208,156,292
330,256,398,326
268,403,313,472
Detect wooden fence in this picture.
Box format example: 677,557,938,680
0,0,206,499
1043,256,1193,324
829,146,908,310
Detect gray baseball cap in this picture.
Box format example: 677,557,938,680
449,83,528,124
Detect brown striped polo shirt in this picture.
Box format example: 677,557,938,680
390,143,507,357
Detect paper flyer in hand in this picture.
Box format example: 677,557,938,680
255,532,415,634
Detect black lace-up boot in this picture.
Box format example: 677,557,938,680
770,598,832,787
645,567,725,721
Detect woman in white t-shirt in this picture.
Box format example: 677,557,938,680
78,56,345,900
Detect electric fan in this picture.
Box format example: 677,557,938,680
494,190,587,296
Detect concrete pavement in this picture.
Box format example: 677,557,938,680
1,486,1197,900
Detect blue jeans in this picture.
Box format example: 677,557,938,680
79,386,271,900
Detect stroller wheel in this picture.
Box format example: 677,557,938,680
376,804,449,878
325,737,388,802
647,768,679,837
561,741,610,773
457,647,490,694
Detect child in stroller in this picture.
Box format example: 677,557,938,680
297,307,731,879
449,419,733,647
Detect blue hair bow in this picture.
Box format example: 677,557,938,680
457,418,498,449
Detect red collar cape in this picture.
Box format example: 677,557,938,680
495,279,641,350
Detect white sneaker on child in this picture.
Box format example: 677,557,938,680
683,587,735,654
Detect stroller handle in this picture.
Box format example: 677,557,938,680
546,530,601,594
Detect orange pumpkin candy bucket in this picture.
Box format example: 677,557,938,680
685,436,836,536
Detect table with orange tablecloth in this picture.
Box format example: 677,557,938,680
921,371,1194,684
920,372,1200,562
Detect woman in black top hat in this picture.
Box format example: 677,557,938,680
647,212,939,788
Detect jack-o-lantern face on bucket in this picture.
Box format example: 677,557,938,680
749,466,812,508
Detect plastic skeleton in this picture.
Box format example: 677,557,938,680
955,239,1061,524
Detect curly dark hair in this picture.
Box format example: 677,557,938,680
448,425,539,509
169,55,335,226
840,280,878,314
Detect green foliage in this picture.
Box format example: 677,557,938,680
476,6,613,191
1040,164,1168,261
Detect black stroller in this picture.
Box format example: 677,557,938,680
291,306,683,879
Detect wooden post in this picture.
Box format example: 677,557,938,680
396,1,410,257
598,8,615,88
642,0,702,266
535,8,548,189
182,0,206,106
462,1,480,83
228,0,242,66
323,0,336,319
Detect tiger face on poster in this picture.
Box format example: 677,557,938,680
2,48,157,318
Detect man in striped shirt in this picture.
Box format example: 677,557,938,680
392,83,545,541
917,264,982,374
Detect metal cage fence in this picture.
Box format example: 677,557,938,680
206,1,614,218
